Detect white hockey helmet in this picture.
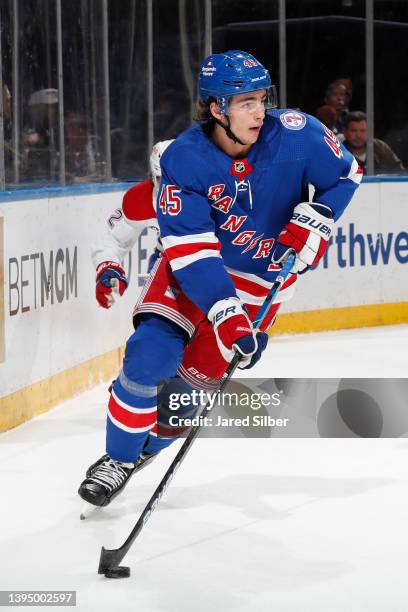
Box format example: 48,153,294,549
150,139,174,185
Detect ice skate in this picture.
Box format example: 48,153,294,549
79,451,157,518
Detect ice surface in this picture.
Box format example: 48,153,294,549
248,323,408,378
0,325,407,611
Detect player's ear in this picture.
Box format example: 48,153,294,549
209,101,223,121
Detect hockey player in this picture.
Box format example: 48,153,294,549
79,50,361,508
93,139,173,310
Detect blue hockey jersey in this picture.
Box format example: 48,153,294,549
158,109,361,313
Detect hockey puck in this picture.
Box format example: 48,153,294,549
104,566,131,579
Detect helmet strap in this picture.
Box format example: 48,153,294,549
214,116,247,147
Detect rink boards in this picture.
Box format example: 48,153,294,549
0,180,407,430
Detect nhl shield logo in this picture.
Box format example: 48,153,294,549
280,111,307,130
230,158,253,178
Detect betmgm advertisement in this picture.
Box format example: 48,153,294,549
0,192,157,407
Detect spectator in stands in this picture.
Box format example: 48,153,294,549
23,88,59,180
342,111,405,175
315,81,349,139
64,112,98,183
333,77,353,107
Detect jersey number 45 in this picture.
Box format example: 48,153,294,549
159,185,182,215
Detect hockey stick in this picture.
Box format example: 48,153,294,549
98,250,296,577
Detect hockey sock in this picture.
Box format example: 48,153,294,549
106,315,187,462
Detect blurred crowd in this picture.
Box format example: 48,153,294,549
2,85,102,186
315,78,405,175
1,77,406,187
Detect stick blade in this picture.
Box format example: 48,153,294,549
98,546,125,574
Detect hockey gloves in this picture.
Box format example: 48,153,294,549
271,202,334,274
95,261,128,309
208,297,268,369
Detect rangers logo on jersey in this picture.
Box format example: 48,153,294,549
280,111,307,130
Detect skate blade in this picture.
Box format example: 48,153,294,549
80,502,102,520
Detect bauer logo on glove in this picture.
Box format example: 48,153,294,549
271,202,334,274
208,297,268,369
214,305,238,323
291,211,332,237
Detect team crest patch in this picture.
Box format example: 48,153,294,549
280,111,307,130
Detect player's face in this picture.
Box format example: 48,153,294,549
227,90,267,145
344,121,367,148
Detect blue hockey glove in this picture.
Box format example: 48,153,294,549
238,330,269,370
